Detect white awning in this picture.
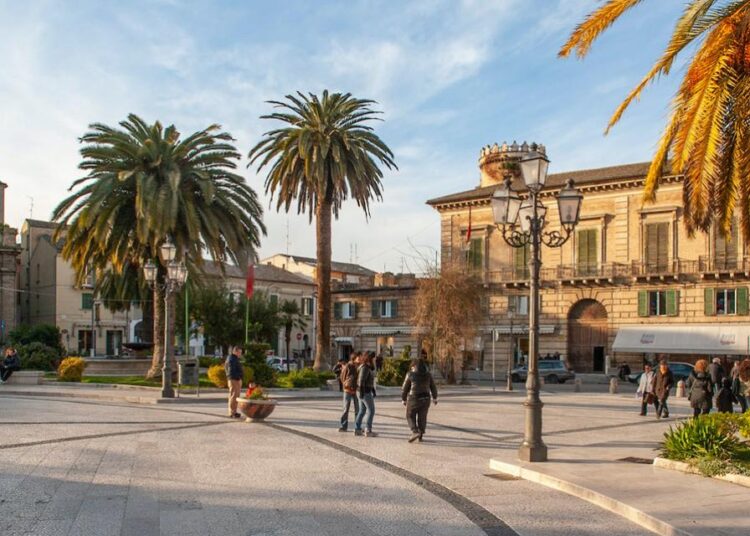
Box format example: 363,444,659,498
359,326,415,336
334,337,354,344
612,324,750,355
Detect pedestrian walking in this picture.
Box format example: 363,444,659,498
654,360,674,419
738,359,750,412
401,358,438,442
636,363,657,416
354,353,377,437
716,378,737,414
338,352,359,432
687,359,713,417
225,346,244,419
0,347,20,384
731,361,748,412
333,356,346,392
708,357,725,396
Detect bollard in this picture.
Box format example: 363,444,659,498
574,378,582,392
676,379,686,398
609,377,619,394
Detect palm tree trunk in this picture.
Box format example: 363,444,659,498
147,285,164,378
314,200,332,371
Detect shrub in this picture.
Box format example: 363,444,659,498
207,364,253,388
243,343,275,387
18,342,61,371
377,357,411,386
661,414,741,462
244,342,271,362
276,368,324,388
198,356,223,368
9,324,65,356
317,370,336,381
57,357,87,382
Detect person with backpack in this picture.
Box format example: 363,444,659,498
224,346,244,419
338,352,360,432
730,361,748,412
708,357,725,397
687,359,713,417
716,377,737,413
401,358,438,442
333,356,346,392
354,353,377,437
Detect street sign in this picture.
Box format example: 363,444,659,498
296,333,302,341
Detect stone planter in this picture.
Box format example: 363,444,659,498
236,398,277,422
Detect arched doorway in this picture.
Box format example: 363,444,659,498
568,299,608,373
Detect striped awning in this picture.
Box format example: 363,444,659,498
488,325,556,335
360,326,416,336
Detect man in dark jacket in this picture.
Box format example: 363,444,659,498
401,358,438,442
708,357,724,395
354,354,377,437
224,346,244,419
654,360,674,419
0,347,20,383
338,353,359,432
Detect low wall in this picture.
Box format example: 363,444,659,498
84,358,152,376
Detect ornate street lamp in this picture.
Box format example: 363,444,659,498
492,153,582,462
143,240,188,399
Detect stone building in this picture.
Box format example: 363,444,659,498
0,182,20,340
330,273,420,363
427,141,750,375
262,253,376,285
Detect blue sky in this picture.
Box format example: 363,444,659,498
0,0,686,273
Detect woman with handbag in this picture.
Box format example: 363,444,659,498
637,363,656,416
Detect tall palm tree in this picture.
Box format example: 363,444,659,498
279,299,307,371
248,91,396,370
560,1,750,238
53,114,266,377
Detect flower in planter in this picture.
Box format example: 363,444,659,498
246,385,269,400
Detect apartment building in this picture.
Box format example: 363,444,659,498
0,182,20,340
427,141,750,374
262,253,376,285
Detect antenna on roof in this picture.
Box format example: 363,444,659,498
27,196,34,219
355,244,358,264
285,217,290,256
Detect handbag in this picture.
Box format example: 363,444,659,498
645,393,656,404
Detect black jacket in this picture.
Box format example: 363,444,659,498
687,371,713,410
357,364,375,395
401,369,438,401
708,362,724,385
2,352,20,370
654,368,674,399
224,354,243,381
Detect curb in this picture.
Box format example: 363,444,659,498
653,457,750,489
488,459,691,536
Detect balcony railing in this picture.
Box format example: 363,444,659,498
698,255,749,273
630,259,698,278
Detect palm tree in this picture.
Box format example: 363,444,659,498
279,299,308,371
53,114,266,377
248,91,396,370
560,1,750,238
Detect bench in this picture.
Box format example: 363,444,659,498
4,370,44,385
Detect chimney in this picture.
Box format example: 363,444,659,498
0,181,6,225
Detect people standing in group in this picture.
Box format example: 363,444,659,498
338,352,360,432
708,357,725,397
716,378,737,413
637,363,657,416
354,353,377,437
687,359,713,417
401,358,438,442
0,347,20,384
731,361,748,413
225,346,244,419
654,360,674,419
333,356,346,392
737,359,750,412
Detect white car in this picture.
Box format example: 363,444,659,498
265,356,299,372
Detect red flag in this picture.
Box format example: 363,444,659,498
245,264,255,298
466,205,472,242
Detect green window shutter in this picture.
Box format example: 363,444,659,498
333,302,341,320
665,289,679,316
577,229,598,275
737,287,748,315
372,300,380,319
351,301,357,319
82,293,93,310
514,245,529,278
637,290,648,317
391,300,398,318
704,288,716,316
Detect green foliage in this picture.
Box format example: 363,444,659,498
400,345,412,359
245,293,282,346
18,342,61,371
661,414,741,462
244,342,271,362
188,284,245,353
198,356,223,368
206,364,253,388
57,357,87,382
246,387,269,400
242,343,275,387
317,370,336,380
279,299,307,358
275,368,328,388
81,375,213,388
9,324,65,356
377,357,411,386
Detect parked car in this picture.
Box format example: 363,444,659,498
510,359,575,384
266,356,299,372
626,361,694,384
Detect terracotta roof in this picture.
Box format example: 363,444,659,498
426,162,653,206
281,254,376,277
201,260,314,286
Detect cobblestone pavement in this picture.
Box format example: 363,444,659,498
0,392,660,536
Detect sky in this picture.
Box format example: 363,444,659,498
0,0,687,274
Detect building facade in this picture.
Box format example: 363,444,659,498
428,141,750,375
0,182,20,340
263,253,376,285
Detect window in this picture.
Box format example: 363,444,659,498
714,219,738,270
82,293,94,310
372,300,398,319
716,289,736,315
82,270,95,289
466,237,484,271
335,301,356,319
514,244,530,279
269,294,279,308
645,222,669,271
705,287,748,315
302,297,314,316
508,295,529,316
577,229,598,276
638,289,679,317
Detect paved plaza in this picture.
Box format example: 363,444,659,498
0,387,748,536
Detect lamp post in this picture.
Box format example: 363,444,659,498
491,152,582,462
507,305,515,392
143,238,188,399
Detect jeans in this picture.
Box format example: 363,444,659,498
406,397,431,434
355,392,375,432
640,394,657,415
340,392,358,429
656,395,670,417
0,366,15,382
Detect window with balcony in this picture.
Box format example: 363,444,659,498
577,229,598,276
645,222,669,271
334,301,356,319
372,299,398,319
508,295,529,316
302,297,314,316
713,219,738,270
638,289,679,317
466,237,484,272
705,287,748,315
513,244,530,279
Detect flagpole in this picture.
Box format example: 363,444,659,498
245,297,250,345
185,286,189,356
